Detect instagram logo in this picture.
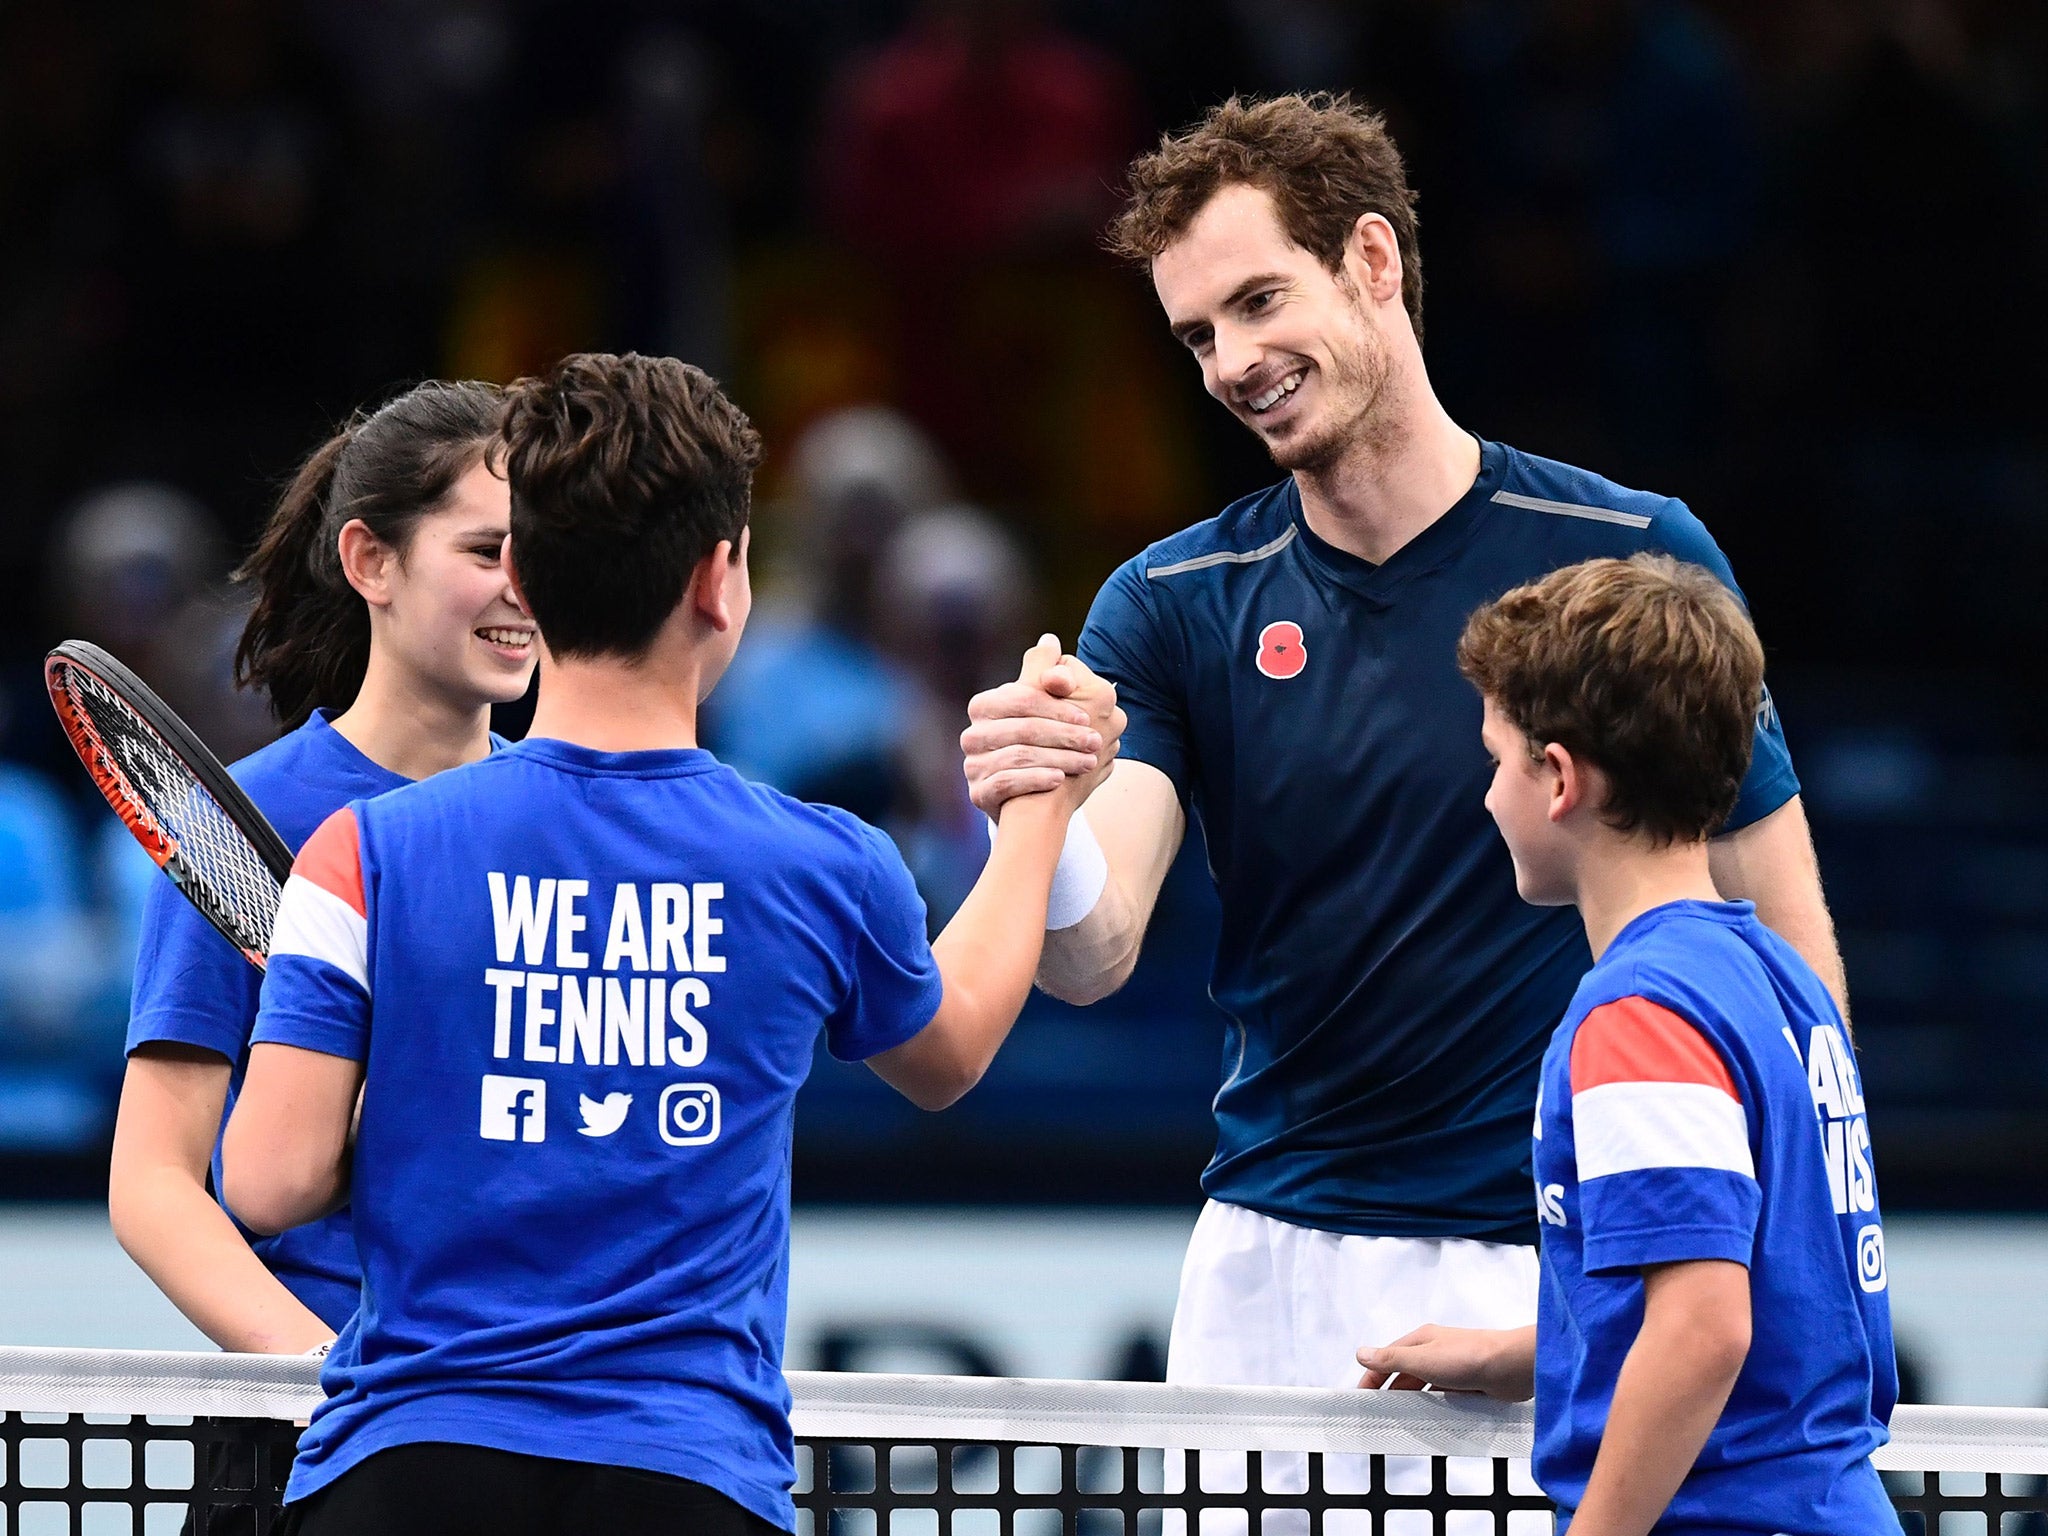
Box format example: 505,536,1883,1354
659,1083,721,1146
1855,1225,1887,1293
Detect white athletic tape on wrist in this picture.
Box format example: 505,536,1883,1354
987,808,1108,931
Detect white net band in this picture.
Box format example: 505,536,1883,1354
2,1346,2045,1476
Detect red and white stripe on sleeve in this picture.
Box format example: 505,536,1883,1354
268,806,369,995
1569,996,1751,1181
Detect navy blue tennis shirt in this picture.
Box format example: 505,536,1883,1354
1077,439,1799,1244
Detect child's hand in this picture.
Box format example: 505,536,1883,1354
1042,654,1122,809
1014,635,1123,813
1356,1324,1536,1401
964,635,1124,816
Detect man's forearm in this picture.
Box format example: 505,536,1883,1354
1710,796,1849,1021
1029,760,1186,1005
1774,908,1847,1021
1036,874,1145,1004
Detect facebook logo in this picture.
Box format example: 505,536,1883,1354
480,1074,547,1143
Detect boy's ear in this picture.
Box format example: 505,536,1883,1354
500,534,533,617
1543,744,1619,827
691,539,742,632
1543,741,1584,824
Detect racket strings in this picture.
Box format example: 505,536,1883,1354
62,664,283,953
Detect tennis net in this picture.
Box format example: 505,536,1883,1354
3,1346,2046,1533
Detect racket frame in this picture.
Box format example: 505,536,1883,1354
45,639,293,967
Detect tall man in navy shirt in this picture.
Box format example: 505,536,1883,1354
962,94,1846,1409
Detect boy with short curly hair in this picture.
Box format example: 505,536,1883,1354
1360,554,1901,1536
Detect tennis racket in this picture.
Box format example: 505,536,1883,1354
45,640,292,971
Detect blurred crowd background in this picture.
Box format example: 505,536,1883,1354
0,0,2042,1208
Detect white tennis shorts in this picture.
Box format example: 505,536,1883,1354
1165,1200,1544,1536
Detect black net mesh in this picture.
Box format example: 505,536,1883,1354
58,663,283,959
7,1414,2047,1535
1,1412,296,1534
793,1441,1554,1534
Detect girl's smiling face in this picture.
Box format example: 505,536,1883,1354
355,458,537,710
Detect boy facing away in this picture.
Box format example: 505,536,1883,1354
1359,555,1899,1536
218,353,1120,1536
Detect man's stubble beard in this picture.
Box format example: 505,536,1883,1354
1263,311,1397,477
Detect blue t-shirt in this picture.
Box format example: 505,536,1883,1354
125,710,412,1329
1077,441,1799,1242
251,738,944,1526
1533,900,1899,1534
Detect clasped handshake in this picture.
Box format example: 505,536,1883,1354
959,635,1128,818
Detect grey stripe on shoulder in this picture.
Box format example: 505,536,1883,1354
1490,489,1653,530
1146,524,1298,580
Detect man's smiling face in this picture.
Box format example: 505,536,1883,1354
1153,182,1392,474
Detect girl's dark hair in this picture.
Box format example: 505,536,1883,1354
235,380,506,727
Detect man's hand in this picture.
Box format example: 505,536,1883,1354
1356,1324,1536,1401
963,635,1126,818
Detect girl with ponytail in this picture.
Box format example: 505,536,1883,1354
109,380,537,1353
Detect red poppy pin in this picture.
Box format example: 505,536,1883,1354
1256,620,1307,679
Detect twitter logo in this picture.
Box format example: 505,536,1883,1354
577,1092,632,1137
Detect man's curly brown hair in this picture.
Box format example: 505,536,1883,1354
1457,555,1767,844
1107,93,1425,342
